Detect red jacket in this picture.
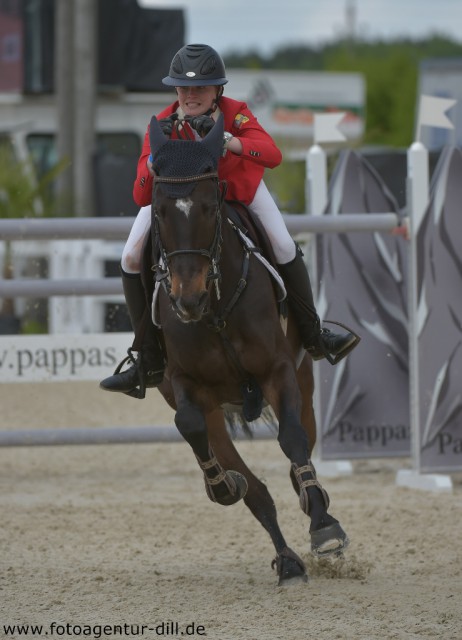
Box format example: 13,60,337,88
133,96,282,207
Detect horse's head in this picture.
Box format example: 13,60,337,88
149,115,224,323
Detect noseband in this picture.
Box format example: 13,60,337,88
152,172,224,296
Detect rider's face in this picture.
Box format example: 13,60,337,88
176,85,218,116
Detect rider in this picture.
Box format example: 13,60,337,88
100,43,358,396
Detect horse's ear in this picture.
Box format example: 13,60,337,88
149,116,169,157
201,113,225,161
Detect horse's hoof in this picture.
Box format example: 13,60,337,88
214,470,248,506
310,522,349,558
272,548,308,586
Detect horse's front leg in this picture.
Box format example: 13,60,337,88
172,377,248,506
207,409,307,585
265,360,349,558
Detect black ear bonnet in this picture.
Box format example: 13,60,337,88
149,114,224,197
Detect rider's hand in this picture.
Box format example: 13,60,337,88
158,114,178,136
187,115,215,137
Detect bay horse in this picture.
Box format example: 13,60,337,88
142,114,349,585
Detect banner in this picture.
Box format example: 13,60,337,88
315,150,410,459
0,333,129,383
411,146,462,473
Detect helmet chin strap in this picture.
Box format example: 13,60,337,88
214,85,224,106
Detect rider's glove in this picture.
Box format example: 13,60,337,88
187,115,215,137
158,114,178,136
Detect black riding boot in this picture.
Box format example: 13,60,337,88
278,246,358,363
100,270,165,397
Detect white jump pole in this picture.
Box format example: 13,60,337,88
306,139,353,477
396,140,452,493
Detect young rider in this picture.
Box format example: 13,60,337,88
100,44,358,396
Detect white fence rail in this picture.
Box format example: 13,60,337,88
0,213,401,299
0,212,401,242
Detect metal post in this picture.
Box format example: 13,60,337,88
55,0,74,212
73,0,97,216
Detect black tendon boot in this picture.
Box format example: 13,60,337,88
100,270,165,397
278,246,358,364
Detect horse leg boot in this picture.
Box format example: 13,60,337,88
100,270,165,397
278,245,358,363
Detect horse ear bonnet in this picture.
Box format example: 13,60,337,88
149,114,224,198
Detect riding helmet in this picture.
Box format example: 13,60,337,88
162,44,228,86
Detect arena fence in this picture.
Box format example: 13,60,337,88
0,141,459,492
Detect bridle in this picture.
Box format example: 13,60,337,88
151,168,258,394
151,171,225,298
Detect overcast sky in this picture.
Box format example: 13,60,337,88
139,0,462,56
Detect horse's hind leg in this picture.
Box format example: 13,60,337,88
172,382,247,506
207,410,307,585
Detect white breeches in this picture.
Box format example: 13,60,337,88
247,180,296,264
120,179,296,274
121,204,152,274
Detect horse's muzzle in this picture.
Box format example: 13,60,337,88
170,291,209,323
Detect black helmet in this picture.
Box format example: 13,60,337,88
162,44,228,87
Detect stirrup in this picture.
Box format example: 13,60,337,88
312,320,361,365
108,348,148,400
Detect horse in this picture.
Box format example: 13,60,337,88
141,114,349,585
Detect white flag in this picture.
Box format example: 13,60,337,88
417,95,456,136
314,112,347,144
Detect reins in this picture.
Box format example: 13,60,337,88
151,170,262,420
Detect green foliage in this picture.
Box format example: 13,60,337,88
0,144,67,219
264,159,305,213
0,144,67,319
225,35,462,147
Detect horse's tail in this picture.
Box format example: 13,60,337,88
224,405,277,440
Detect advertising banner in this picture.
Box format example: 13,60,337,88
0,333,128,383
316,150,410,459
411,146,462,473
